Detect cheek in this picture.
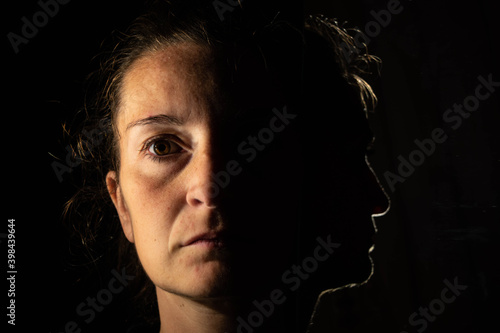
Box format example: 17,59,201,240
120,163,185,257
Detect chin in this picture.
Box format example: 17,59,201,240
157,260,235,300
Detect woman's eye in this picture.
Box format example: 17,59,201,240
148,139,182,156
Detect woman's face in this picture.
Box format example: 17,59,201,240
107,43,237,298
106,41,389,302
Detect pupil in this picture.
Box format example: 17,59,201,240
155,142,170,155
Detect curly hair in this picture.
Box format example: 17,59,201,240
62,0,380,325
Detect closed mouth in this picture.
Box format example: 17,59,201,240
183,231,228,247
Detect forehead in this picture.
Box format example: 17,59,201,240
117,43,219,129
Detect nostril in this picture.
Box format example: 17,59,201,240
191,198,203,205
371,192,390,215
187,190,217,209
372,205,387,215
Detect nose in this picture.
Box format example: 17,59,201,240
185,146,218,209
365,162,390,215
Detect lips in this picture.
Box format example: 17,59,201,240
183,231,227,247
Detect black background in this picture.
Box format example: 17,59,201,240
4,0,499,332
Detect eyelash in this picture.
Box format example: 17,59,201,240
141,135,185,163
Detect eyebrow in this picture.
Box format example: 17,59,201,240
125,114,183,132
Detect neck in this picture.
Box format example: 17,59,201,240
156,286,236,333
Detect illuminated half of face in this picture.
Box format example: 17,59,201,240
106,43,233,299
